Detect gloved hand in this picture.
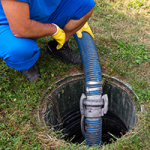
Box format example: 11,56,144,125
76,22,94,39
52,24,66,49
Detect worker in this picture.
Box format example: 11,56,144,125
0,0,95,81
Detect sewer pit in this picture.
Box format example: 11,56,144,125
39,74,138,145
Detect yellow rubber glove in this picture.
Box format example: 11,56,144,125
52,24,66,50
76,22,94,39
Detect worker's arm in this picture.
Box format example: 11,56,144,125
1,0,57,38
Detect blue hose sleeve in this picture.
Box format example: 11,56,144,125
74,32,102,97
74,32,103,146
85,118,102,147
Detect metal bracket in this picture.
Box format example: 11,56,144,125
80,93,109,136
80,93,109,117
101,94,109,116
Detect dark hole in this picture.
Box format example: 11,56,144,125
54,109,127,145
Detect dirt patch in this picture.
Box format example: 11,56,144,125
143,39,150,48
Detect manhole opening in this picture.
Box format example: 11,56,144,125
40,74,137,145
54,110,127,145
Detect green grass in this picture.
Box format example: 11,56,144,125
1,0,150,149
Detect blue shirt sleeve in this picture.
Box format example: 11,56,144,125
0,0,61,24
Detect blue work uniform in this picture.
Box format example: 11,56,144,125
0,0,96,71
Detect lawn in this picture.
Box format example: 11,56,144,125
0,0,150,149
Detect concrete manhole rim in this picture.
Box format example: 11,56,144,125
46,73,139,102
38,73,142,146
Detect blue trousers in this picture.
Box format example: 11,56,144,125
0,0,95,71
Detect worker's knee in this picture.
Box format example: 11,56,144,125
0,26,40,71
6,38,39,63
2,39,40,71
0,30,39,63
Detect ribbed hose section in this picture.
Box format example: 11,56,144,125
74,32,103,146
85,119,102,147
74,32,102,97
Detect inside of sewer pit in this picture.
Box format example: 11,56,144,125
39,74,138,145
